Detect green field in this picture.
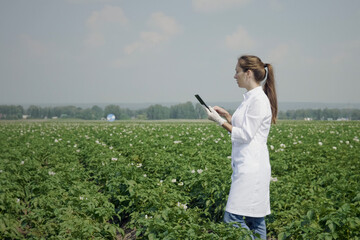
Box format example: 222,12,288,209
1,120,359,239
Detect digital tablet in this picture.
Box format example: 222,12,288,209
194,94,210,110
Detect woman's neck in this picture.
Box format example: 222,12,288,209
245,82,261,91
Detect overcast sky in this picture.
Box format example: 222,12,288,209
1,0,359,106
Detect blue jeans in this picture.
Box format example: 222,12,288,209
223,211,267,240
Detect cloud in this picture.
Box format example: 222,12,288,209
140,31,167,44
268,0,284,12
331,40,360,65
123,12,182,55
84,5,128,47
19,34,49,57
147,12,182,36
85,32,105,47
67,0,113,4
192,0,250,13
267,44,290,64
225,26,255,51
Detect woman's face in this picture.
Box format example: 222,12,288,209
234,64,246,88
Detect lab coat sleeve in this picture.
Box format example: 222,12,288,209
231,99,267,144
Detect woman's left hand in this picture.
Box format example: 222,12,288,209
213,106,231,123
213,106,229,117
205,106,226,125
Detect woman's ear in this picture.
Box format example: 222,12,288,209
246,70,254,78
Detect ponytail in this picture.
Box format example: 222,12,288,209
263,63,278,124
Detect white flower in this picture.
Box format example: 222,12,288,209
197,169,203,174
173,140,182,144
333,146,337,150
346,141,350,144
54,139,59,143
191,170,195,174
48,171,56,176
171,179,177,183
20,161,25,165
270,145,274,150
0,170,3,173
79,196,84,200
109,146,113,150
280,143,286,148
270,176,278,182
137,163,142,168
143,174,147,177
178,182,184,186
111,157,118,161
73,144,77,148
318,142,323,146
145,215,148,219
76,149,80,152
16,198,20,203
177,202,188,210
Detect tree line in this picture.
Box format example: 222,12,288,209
278,108,360,120
0,104,359,120
0,102,207,120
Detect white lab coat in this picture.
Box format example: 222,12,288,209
225,86,272,217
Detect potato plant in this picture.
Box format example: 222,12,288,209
0,120,359,239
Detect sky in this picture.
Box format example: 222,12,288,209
1,0,360,106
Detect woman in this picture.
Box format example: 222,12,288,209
205,55,277,239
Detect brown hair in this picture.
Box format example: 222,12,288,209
238,55,278,123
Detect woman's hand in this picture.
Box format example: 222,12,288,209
213,106,228,116
205,106,226,126
213,106,231,123
205,106,233,133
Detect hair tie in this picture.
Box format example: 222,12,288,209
263,66,268,81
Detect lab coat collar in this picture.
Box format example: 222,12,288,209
243,86,263,101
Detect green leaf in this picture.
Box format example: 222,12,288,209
148,233,157,240
328,221,336,233
307,209,315,220
278,232,287,240
161,209,169,221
